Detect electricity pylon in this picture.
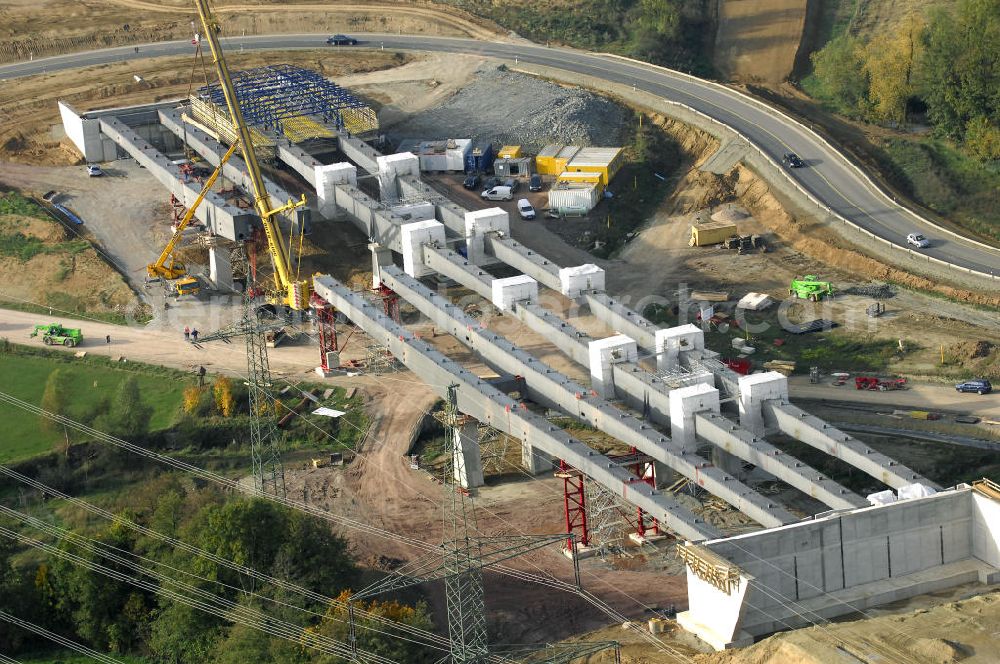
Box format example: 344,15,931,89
194,254,288,498
349,384,619,664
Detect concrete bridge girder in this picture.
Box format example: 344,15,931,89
157,108,295,213
766,401,939,490
97,116,256,242
419,247,865,512
311,274,720,542
695,412,867,510
377,264,797,529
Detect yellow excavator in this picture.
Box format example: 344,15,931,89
146,141,239,296
194,0,311,309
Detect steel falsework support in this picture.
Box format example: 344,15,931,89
311,293,338,372
557,460,589,551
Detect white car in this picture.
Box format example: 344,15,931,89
906,233,930,249
86,164,104,177
516,198,536,220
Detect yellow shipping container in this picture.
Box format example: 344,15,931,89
689,220,737,247
535,144,562,175
564,147,624,185
497,145,522,159
557,171,603,185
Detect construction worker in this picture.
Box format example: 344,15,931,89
191,328,199,342
184,326,190,341
197,365,206,387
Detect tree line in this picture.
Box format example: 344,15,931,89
442,0,713,73
0,480,436,663
810,0,1000,160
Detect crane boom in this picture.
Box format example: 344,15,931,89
147,141,239,282
193,0,310,309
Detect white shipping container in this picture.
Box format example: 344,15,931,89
548,184,599,212
445,139,472,171
419,152,449,171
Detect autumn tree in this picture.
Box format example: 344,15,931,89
182,386,204,414
305,591,436,664
212,376,236,417
863,14,923,125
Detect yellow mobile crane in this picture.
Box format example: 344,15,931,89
146,141,239,296
194,0,311,309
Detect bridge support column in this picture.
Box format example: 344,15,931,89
454,418,484,489
738,372,788,436
465,208,509,265
209,245,233,292
521,440,554,475
369,243,394,289
588,335,637,399
315,162,357,218
655,324,705,372
669,383,720,453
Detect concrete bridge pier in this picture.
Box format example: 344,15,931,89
521,440,555,475
454,418,485,489
369,243,394,289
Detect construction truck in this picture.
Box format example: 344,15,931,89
789,275,834,302
194,0,310,309
29,323,83,347
146,141,240,297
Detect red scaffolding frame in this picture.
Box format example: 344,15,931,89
556,460,589,550
376,284,400,323
311,293,338,371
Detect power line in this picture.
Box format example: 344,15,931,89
0,465,452,653
0,612,123,664
0,296,689,656
0,521,394,664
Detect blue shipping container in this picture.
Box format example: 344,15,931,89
464,141,494,173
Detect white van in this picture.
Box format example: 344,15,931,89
481,185,513,201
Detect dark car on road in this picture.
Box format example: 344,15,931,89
529,173,543,192
463,174,480,190
482,176,500,190
503,177,519,193
782,152,805,168
956,379,992,395
326,34,358,45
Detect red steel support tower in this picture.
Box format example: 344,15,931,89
556,460,589,550
629,448,659,537
311,294,338,372
377,284,400,323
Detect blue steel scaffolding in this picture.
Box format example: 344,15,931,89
195,64,378,141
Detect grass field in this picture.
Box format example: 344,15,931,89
0,351,185,462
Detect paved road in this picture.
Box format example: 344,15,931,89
788,375,1000,420
2,33,999,276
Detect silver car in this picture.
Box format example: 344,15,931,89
906,233,929,248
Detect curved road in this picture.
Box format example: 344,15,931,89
2,34,999,277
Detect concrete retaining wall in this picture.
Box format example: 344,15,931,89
678,486,1000,648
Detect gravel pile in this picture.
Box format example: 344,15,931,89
844,283,897,299
386,65,629,151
